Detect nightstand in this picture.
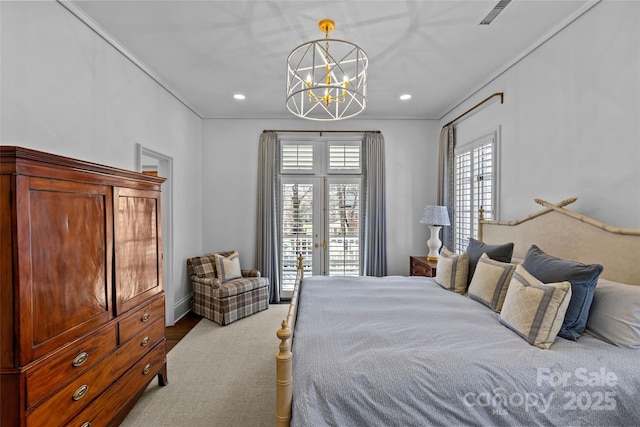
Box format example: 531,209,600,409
410,256,437,277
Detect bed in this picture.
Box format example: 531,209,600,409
275,198,640,426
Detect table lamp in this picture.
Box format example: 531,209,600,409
419,205,451,262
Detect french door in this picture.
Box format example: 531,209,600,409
280,176,361,298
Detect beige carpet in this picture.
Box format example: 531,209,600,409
120,303,289,427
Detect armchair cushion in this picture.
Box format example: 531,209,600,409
188,254,217,278
214,251,243,283
214,277,268,298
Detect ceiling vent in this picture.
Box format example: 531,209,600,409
479,0,512,25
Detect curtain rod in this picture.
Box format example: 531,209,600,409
444,92,504,127
263,130,380,134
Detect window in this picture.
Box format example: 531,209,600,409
454,132,497,253
279,138,363,296
281,143,314,172
327,179,360,276
280,180,314,290
329,141,361,173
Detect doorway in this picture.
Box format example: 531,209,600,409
135,143,175,326
279,139,363,298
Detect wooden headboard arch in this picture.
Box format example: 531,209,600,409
479,197,640,286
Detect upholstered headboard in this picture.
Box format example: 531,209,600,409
479,198,640,286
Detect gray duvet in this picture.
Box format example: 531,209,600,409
291,276,640,426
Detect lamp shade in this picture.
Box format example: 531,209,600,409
419,205,450,226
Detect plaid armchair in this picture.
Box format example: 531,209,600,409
187,251,269,325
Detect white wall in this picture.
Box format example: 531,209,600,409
441,0,640,228
202,118,439,276
6,0,631,301
1,1,203,323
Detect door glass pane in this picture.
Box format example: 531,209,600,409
473,144,493,224
454,137,494,253
281,182,313,291
328,182,360,276
455,151,472,253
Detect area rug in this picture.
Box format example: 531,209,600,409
120,303,289,427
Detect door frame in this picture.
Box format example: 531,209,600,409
134,143,174,326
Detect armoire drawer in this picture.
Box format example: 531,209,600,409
26,351,118,427
112,318,165,379
66,342,167,427
118,296,164,343
26,324,117,407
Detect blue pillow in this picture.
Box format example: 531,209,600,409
522,245,603,341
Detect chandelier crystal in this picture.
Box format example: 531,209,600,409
286,19,368,121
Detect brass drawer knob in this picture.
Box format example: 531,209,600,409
73,384,89,401
141,336,150,347
143,363,152,375
141,312,150,322
72,352,89,367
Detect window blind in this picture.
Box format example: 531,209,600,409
454,134,496,253
282,144,313,171
329,142,361,172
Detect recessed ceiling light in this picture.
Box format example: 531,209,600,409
400,94,412,101
233,94,246,100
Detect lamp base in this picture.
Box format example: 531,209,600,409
427,225,443,261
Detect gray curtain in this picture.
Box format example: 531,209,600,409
437,125,455,250
362,131,387,276
256,131,281,303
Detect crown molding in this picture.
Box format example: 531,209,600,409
57,0,203,119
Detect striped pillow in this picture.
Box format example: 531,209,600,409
499,264,572,349
434,247,469,294
214,251,243,283
468,253,516,312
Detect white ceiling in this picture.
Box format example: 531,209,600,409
67,0,597,120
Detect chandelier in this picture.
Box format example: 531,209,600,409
286,19,368,121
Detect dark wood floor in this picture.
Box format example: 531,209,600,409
165,311,202,353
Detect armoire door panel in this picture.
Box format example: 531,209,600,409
0,175,15,368
26,177,113,360
114,187,163,314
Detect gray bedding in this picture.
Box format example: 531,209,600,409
291,275,640,426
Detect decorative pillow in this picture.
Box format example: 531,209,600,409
499,264,572,349
466,238,514,285
434,247,469,294
213,251,243,283
468,253,516,312
586,279,640,349
522,245,603,341
189,254,217,278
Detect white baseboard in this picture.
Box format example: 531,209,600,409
172,292,194,324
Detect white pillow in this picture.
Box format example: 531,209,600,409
468,253,516,312
586,279,640,349
434,247,469,294
214,251,243,283
499,264,572,349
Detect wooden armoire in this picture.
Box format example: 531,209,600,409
0,146,168,426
